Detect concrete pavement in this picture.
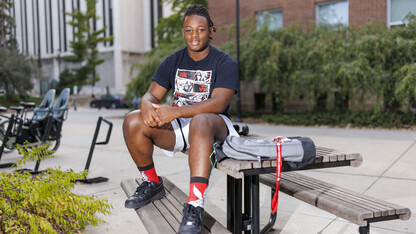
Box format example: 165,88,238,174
1,107,415,233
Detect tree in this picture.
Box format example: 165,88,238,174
0,0,16,49
57,0,113,93
0,2,33,100
0,48,34,100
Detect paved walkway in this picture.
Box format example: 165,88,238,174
1,107,415,233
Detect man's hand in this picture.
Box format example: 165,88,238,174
140,82,169,128
141,100,161,127
152,104,178,127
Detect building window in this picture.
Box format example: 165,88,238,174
316,1,349,26
388,0,416,27
256,10,283,31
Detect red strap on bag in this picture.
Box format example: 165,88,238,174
271,137,283,214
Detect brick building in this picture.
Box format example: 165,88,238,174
207,0,415,112
208,0,413,45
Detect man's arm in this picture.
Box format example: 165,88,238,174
140,81,168,127
153,87,234,127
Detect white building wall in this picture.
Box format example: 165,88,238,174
12,0,173,96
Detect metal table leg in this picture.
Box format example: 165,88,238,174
244,175,252,233
227,175,234,231
227,175,243,233
251,175,260,234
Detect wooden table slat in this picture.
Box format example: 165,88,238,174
216,145,362,179
329,154,339,162
262,160,271,167
337,153,346,161
314,156,323,163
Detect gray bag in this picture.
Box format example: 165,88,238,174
215,136,316,169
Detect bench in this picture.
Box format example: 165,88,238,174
259,171,411,233
120,176,230,234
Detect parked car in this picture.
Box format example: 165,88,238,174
90,94,128,109
131,96,141,109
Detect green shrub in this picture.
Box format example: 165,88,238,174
219,14,416,113
0,144,112,233
260,110,416,129
0,95,43,108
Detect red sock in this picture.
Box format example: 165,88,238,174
138,163,160,183
187,177,209,208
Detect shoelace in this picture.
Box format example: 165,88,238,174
183,205,199,224
134,181,153,196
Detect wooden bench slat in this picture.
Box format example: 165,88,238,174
260,173,373,226
282,173,394,217
292,173,409,219
122,177,230,234
136,177,185,221
285,173,406,217
161,177,232,233
285,173,403,217
153,199,181,230
163,188,186,214
259,172,411,227
284,174,389,217
121,178,176,233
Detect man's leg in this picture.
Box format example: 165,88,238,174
188,113,228,178
122,110,176,209
179,113,228,234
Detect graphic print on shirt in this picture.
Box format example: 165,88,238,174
173,68,212,107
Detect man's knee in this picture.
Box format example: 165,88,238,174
123,110,145,137
190,113,213,127
189,114,220,137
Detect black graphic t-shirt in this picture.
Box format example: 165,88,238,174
152,46,239,117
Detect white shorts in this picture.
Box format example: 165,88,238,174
161,114,239,157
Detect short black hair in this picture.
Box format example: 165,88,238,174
182,4,216,39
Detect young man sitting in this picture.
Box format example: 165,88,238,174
123,4,239,234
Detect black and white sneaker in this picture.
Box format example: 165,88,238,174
124,177,165,209
178,203,203,234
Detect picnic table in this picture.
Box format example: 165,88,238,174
121,136,411,233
